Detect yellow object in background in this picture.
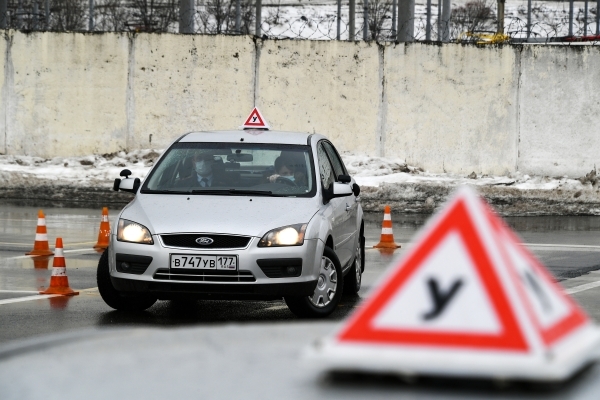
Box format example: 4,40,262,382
457,31,511,44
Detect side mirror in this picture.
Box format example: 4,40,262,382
331,182,353,198
352,183,360,197
118,177,140,194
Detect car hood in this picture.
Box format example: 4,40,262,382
120,194,320,238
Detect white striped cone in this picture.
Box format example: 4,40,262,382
373,205,400,249
40,238,78,296
26,210,54,257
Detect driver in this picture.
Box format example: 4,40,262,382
268,156,295,183
177,150,225,188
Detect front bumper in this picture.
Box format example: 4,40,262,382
108,234,323,299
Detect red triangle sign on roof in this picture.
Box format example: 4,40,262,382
242,107,270,130
308,187,600,381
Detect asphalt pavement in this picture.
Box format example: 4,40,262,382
1,204,600,398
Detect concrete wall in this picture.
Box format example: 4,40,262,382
130,34,255,150
384,43,519,175
6,32,129,158
257,40,381,156
0,31,599,177
518,46,600,177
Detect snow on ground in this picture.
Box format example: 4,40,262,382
342,153,594,192
0,150,160,186
0,149,594,193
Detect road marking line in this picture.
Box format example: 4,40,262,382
0,287,97,306
64,248,98,254
0,241,97,247
526,243,600,249
7,248,98,260
0,294,60,305
0,290,39,294
565,280,600,295
366,243,600,251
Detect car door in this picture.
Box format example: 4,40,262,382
322,141,358,265
316,142,351,266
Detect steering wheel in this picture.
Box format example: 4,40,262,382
275,176,297,187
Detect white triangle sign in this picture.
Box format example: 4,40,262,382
372,232,504,336
308,187,600,381
487,210,589,346
242,107,270,130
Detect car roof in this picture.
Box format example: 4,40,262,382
179,130,324,146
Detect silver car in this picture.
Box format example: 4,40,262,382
97,130,364,318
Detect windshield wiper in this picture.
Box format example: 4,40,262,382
142,189,192,194
190,189,279,196
229,189,275,196
191,189,233,195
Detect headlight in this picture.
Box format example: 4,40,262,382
117,219,154,244
258,224,307,247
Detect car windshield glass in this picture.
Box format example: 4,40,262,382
141,142,316,197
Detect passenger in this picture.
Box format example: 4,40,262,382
293,166,308,187
285,152,308,187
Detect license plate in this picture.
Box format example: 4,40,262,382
170,254,238,270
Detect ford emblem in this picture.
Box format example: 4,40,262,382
195,237,214,245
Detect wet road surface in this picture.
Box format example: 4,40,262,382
0,205,600,344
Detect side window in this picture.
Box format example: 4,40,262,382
317,143,335,190
323,142,347,180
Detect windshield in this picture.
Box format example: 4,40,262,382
141,142,316,197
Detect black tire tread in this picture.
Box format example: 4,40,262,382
343,235,364,295
284,246,343,318
97,249,157,312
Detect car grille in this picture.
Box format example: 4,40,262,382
153,268,256,282
160,234,251,249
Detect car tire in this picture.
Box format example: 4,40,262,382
97,249,157,312
284,246,343,318
343,232,365,296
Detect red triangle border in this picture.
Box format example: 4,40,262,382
486,208,588,347
338,198,530,352
244,108,266,127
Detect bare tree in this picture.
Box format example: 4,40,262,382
95,0,130,31
198,0,233,33
366,0,393,41
450,0,495,38
128,0,178,32
51,0,87,31
197,0,254,34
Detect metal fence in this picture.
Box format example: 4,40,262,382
0,0,599,43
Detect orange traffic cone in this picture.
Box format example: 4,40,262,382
26,210,54,257
32,256,51,269
373,205,401,250
93,207,110,252
40,238,79,296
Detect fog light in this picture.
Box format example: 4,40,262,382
120,262,131,271
286,266,297,275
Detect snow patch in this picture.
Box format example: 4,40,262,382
0,150,596,194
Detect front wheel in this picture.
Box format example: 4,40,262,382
284,246,343,318
97,249,157,312
343,234,364,295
